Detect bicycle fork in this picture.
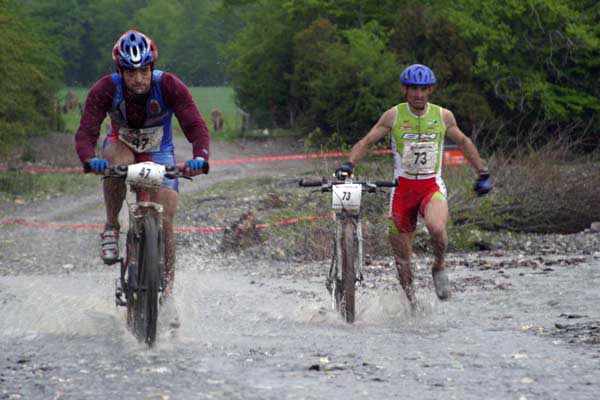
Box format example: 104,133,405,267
115,203,159,308
115,257,127,306
326,213,365,310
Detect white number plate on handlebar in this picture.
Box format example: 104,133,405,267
332,183,362,210
126,162,166,187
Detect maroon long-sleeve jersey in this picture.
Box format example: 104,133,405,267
74,71,210,163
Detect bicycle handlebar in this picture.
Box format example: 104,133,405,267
104,165,187,180
299,177,398,191
298,178,326,187
373,181,397,187
83,161,198,180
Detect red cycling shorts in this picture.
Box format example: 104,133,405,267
389,176,446,233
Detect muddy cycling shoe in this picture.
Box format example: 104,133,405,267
432,269,450,300
100,226,120,265
159,297,181,330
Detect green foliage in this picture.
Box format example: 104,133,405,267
225,0,599,152
224,0,295,126
169,0,228,85
225,2,401,139
389,5,494,136
290,20,399,142
12,0,600,153
0,0,63,155
444,0,600,148
26,0,228,86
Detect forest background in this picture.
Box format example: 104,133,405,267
1,0,599,152
0,0,599,237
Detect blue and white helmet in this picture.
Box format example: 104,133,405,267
400,64,436,85
112,30,158,69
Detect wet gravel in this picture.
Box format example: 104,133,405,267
1,137,600,399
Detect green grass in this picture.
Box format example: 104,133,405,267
59,86,240,137
189,86,237,118
0,172,97,205
58,85,305,141
57,87,89,104
58,87,106,134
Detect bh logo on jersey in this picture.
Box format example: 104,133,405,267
402,133,437,140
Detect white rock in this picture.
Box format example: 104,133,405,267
62,264,74,271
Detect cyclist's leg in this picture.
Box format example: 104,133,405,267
421,195,448,272
100,140,134,262
101,139,135,227
420,185,450,299
388,181,420,303
389,229,415,303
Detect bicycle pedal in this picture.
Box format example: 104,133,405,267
115,279,127,307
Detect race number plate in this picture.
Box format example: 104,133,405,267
126,162,165,187
402,142,438,174
332,183,362,211
118,126,164,153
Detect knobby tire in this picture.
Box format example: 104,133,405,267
341,219,357,323
134,215,160,346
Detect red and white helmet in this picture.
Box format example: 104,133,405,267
112,30,158,69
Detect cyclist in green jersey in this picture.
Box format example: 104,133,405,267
336,64,492,305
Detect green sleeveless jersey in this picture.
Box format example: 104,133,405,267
390,102,446,179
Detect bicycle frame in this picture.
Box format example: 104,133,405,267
113,163,170,307
85,160,198,345
300,176,396,322
115,188,166,306
329,207,364,311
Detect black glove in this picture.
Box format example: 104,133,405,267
474,168,493,196
335,162,354,180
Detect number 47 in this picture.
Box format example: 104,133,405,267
139,168,151,178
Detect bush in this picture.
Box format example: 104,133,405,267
449,140,600,234
0,1,63,158
291,20,399,143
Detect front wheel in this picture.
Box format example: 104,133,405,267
132,215,161,346
340,219,357,323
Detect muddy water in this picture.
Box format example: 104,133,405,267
1,246,599,399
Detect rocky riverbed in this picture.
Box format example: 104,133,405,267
1,136,599,399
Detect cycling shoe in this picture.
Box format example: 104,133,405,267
100,225,120,265
432,268,450,300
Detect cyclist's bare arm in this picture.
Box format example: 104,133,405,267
442,108,486,172
348,107,396,165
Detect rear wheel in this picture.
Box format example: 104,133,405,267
133,215,160,346
340,219,357,323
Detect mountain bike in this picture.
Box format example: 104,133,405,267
86,160,193,346
299,175,397,323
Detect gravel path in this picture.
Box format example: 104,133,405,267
1,136,599,399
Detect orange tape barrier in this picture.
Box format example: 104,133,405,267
0,149,466,174
0,214,333,233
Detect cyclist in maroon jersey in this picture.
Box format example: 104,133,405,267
75,30,211,327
